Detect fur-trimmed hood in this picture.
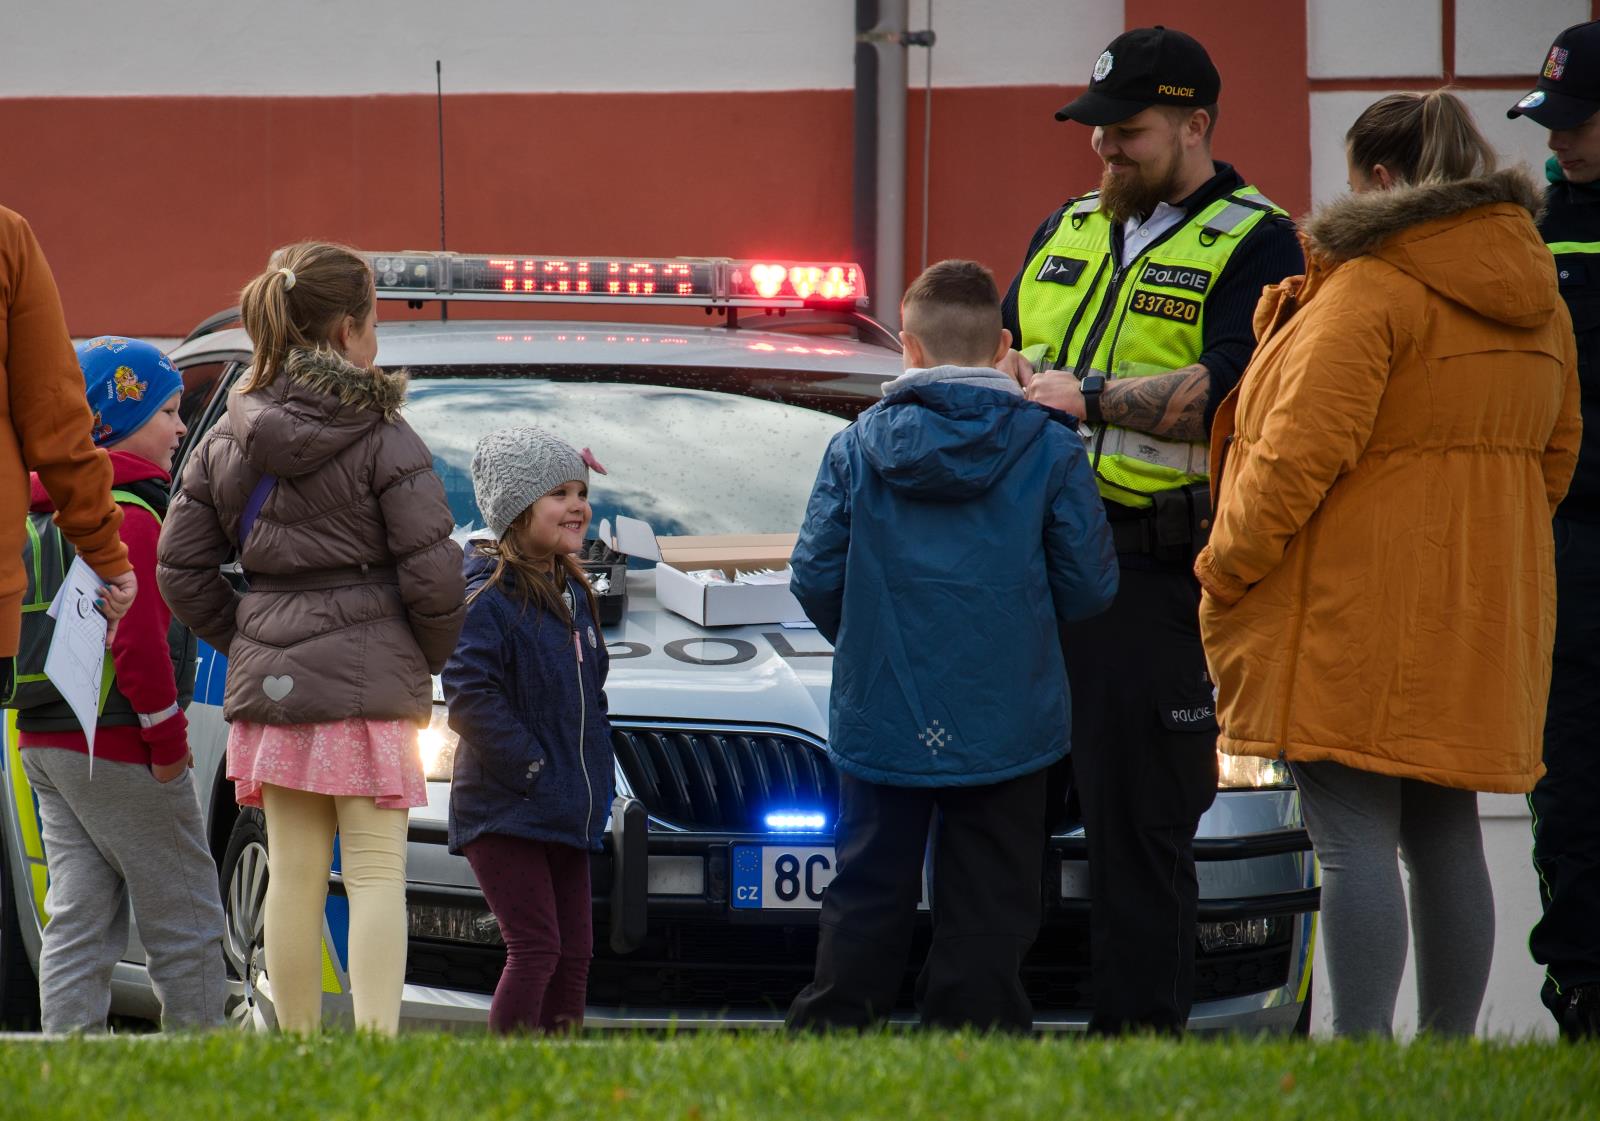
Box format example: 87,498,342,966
1302,167,1555,328
281,346,409,420
230,347,411,477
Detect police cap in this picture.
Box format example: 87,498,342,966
1508,20,1600,130
1055,26,1221,127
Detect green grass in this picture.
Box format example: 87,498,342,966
0,1032,1593,1120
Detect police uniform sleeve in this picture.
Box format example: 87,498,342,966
1197,214,1304,425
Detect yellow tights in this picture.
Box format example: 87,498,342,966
260,785,409,1034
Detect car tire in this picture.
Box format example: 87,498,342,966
0,833,41,1030
219,808,274,1030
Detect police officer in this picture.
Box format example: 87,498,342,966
1508,20,1600,1042
1000,26,1303,1034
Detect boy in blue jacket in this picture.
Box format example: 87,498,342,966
786,259,1117,1032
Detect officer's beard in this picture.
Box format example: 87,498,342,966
1099,144,1185,225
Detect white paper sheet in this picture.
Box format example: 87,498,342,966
44,556,108,764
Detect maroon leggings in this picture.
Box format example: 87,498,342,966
463,833,593,1034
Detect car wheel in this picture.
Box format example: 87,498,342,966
0,833,41,1030
219,808,274,1030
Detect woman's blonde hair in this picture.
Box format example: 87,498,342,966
1346,89,1498,187
467,506,600,631
237,241,374,392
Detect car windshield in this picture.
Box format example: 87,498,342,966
406,365,869,537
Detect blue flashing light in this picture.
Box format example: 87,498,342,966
764,811,827,832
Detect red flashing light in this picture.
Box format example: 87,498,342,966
371,252,866,308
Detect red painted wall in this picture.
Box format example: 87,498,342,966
0,85,1105,337
0,2,1319,338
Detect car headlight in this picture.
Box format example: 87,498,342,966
1216,750,1293,790
418,705,460,781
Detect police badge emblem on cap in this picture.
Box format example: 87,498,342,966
1508,20,1600,129
1056,26,1220,126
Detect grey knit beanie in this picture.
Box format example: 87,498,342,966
471,425,590,538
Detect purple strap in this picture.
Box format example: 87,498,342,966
238,473,277,548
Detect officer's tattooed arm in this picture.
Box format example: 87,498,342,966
1098,364,1210,442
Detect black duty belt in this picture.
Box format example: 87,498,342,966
1106,482,1213,558
246,564,399,592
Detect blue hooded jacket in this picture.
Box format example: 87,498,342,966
791,367,1118,787
444,546,615,854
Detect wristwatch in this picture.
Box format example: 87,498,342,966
1079,371,1106,427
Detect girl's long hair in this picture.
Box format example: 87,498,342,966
237,241,374,392
468,506,599,630
1346,89,1497,187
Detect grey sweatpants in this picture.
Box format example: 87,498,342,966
1292,760,1494,1037
22,748,228,1032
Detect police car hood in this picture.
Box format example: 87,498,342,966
857,370,1042,500
1304,166,1556,329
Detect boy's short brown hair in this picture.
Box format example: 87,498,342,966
901,259,1004,368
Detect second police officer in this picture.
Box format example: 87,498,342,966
1508,19,1600,1042
999,26,1303,1034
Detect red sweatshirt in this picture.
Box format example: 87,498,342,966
19,450,189,766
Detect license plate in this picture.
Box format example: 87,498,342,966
730,845,835,910
729,844,930,911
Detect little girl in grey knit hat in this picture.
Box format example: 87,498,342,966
443,424,615,1034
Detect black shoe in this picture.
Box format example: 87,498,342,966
1558,983,1600,1041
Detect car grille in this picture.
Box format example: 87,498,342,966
612,726,836,832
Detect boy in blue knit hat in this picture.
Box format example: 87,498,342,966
17,336,227,1032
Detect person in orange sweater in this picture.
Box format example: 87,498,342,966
18,337,227,1033
1,206,135,685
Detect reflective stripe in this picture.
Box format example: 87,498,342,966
1202,201,1260,237
24,518,42,604
1072,194,1101,216
1546,240,1600,254
321,936,343,994
4,710,50,921
136,702,182,729
1097,423,1209,475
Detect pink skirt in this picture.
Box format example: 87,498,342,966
228,718,426,810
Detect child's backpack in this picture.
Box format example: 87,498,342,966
3,489,194,717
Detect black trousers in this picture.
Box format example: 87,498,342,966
786,767,1048,1033
1531,517,1600,1020
1060,558,1218,1035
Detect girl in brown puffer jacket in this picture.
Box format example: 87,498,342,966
157,242,466,1034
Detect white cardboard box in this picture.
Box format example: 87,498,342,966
602,515,807,627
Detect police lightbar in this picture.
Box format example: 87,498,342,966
369,252,866,309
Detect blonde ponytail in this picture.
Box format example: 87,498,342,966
237,241,374,392
1346,89,1497,188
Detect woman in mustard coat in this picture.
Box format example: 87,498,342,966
1196,92,1582,1036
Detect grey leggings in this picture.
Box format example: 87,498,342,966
1292,760,1494,1037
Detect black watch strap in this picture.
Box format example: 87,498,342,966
1081,374,1105,427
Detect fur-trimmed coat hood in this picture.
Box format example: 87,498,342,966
1302,167,1553,328
1195,164,1582,795
157,348,465,727
231,347,411,478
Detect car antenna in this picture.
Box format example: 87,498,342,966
435,59,449,323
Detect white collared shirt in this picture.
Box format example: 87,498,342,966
1119,201,1187,268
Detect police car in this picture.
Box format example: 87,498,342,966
0,251,1318,1031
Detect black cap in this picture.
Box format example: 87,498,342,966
1056,26,1221,126
1508,20,1600,129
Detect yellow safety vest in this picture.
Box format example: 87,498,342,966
1016,186,1286,506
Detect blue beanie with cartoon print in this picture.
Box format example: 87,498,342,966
76,336,183,446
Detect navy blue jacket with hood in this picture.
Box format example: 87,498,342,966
792,366,1118,787
444,546,614,854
